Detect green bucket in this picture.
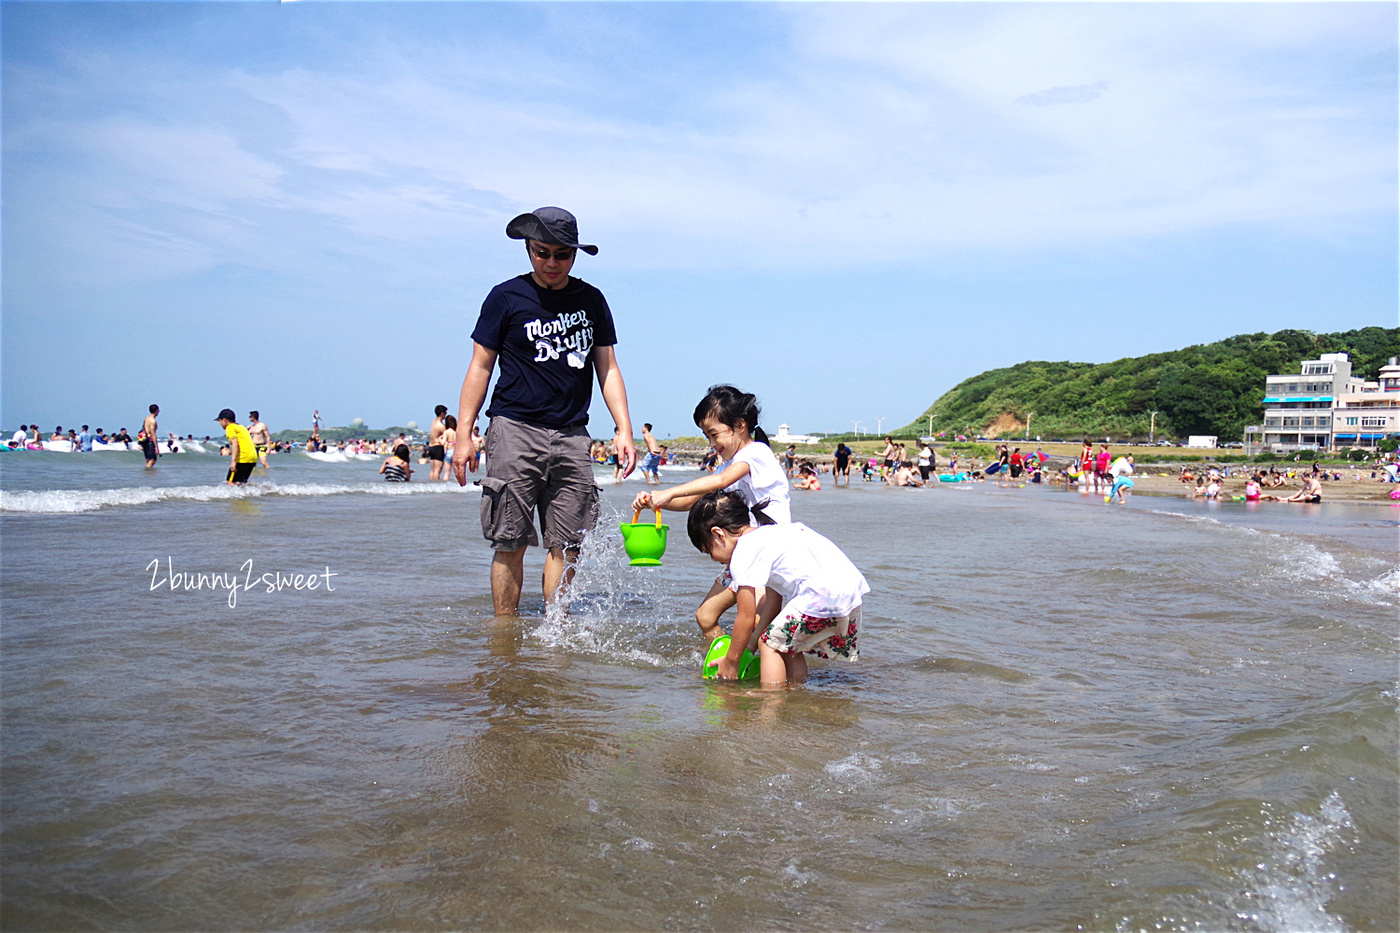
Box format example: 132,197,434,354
702,634,761,680
619,508,668,567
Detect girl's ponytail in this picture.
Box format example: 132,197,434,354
751,424,770,448
750,499,777,526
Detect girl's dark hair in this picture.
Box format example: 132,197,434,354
394,444,411,460
686,490,776,553
693,385,770,447
444,415,457,430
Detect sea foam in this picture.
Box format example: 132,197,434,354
0,481,476,513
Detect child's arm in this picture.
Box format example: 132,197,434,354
717,585,759,680
632,459,750,513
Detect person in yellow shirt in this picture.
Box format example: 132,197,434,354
216,409,258,485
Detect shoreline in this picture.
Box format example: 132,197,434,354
1097,469,1399,504
660,441,1399,504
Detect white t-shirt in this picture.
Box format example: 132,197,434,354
918,446,932,467
729,522,870,618
719,441,791,524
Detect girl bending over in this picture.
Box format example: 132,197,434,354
688,491,867,684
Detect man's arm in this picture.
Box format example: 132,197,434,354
594,345,636,478
453,342,498,485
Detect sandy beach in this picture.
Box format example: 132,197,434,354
660,439,1399,504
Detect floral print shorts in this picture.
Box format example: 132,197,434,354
760,604,860,661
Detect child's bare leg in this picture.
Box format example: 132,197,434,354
745,587,784,651
757,640,788,685
784,651,808,683
695,580,736,640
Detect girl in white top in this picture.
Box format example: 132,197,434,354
633,385,792,636
688,491,867,684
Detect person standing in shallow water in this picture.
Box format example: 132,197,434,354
428,405,449,481
216,409,257,485
453,207,636,616
640,423,663,484
248,411,271,470
140,405,160,468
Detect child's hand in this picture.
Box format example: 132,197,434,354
631,491,652,512
714,656,739,680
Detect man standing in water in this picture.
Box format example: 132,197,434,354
140,404,160,468
427,405,449,480
640,423,662,485
248,411,271,469
454,207,636,615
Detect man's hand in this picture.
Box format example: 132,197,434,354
452,450,474,487
616,440,638,479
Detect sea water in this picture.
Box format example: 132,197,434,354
1,449,1396,931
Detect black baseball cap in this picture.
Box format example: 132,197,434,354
216,409,236,422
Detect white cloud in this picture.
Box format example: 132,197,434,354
7,3,1394,289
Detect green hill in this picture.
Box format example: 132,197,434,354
897,327,1400,441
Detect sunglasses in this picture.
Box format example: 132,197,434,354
529,245,576,262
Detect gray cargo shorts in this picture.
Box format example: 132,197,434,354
479,416,599,552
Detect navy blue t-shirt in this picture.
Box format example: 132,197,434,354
471,274,618,428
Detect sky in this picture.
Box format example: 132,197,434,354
2,1,1396,440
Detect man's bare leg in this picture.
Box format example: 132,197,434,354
543,546,579,604
491,548,526,616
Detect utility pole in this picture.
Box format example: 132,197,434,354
1149,411,1159,445
1025,412,1034,439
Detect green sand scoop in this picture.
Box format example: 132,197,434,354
619,508,668,566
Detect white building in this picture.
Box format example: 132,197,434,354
1332,357,1400,450
1244,353,1400,454
772,424,822,445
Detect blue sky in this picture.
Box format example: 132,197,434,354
3,1,1396,439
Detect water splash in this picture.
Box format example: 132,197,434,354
530,503,692,668
1233,792,1357,933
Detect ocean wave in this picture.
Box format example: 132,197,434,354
1271,540,1399,608
0,480,477,513
1146,509,1398,607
